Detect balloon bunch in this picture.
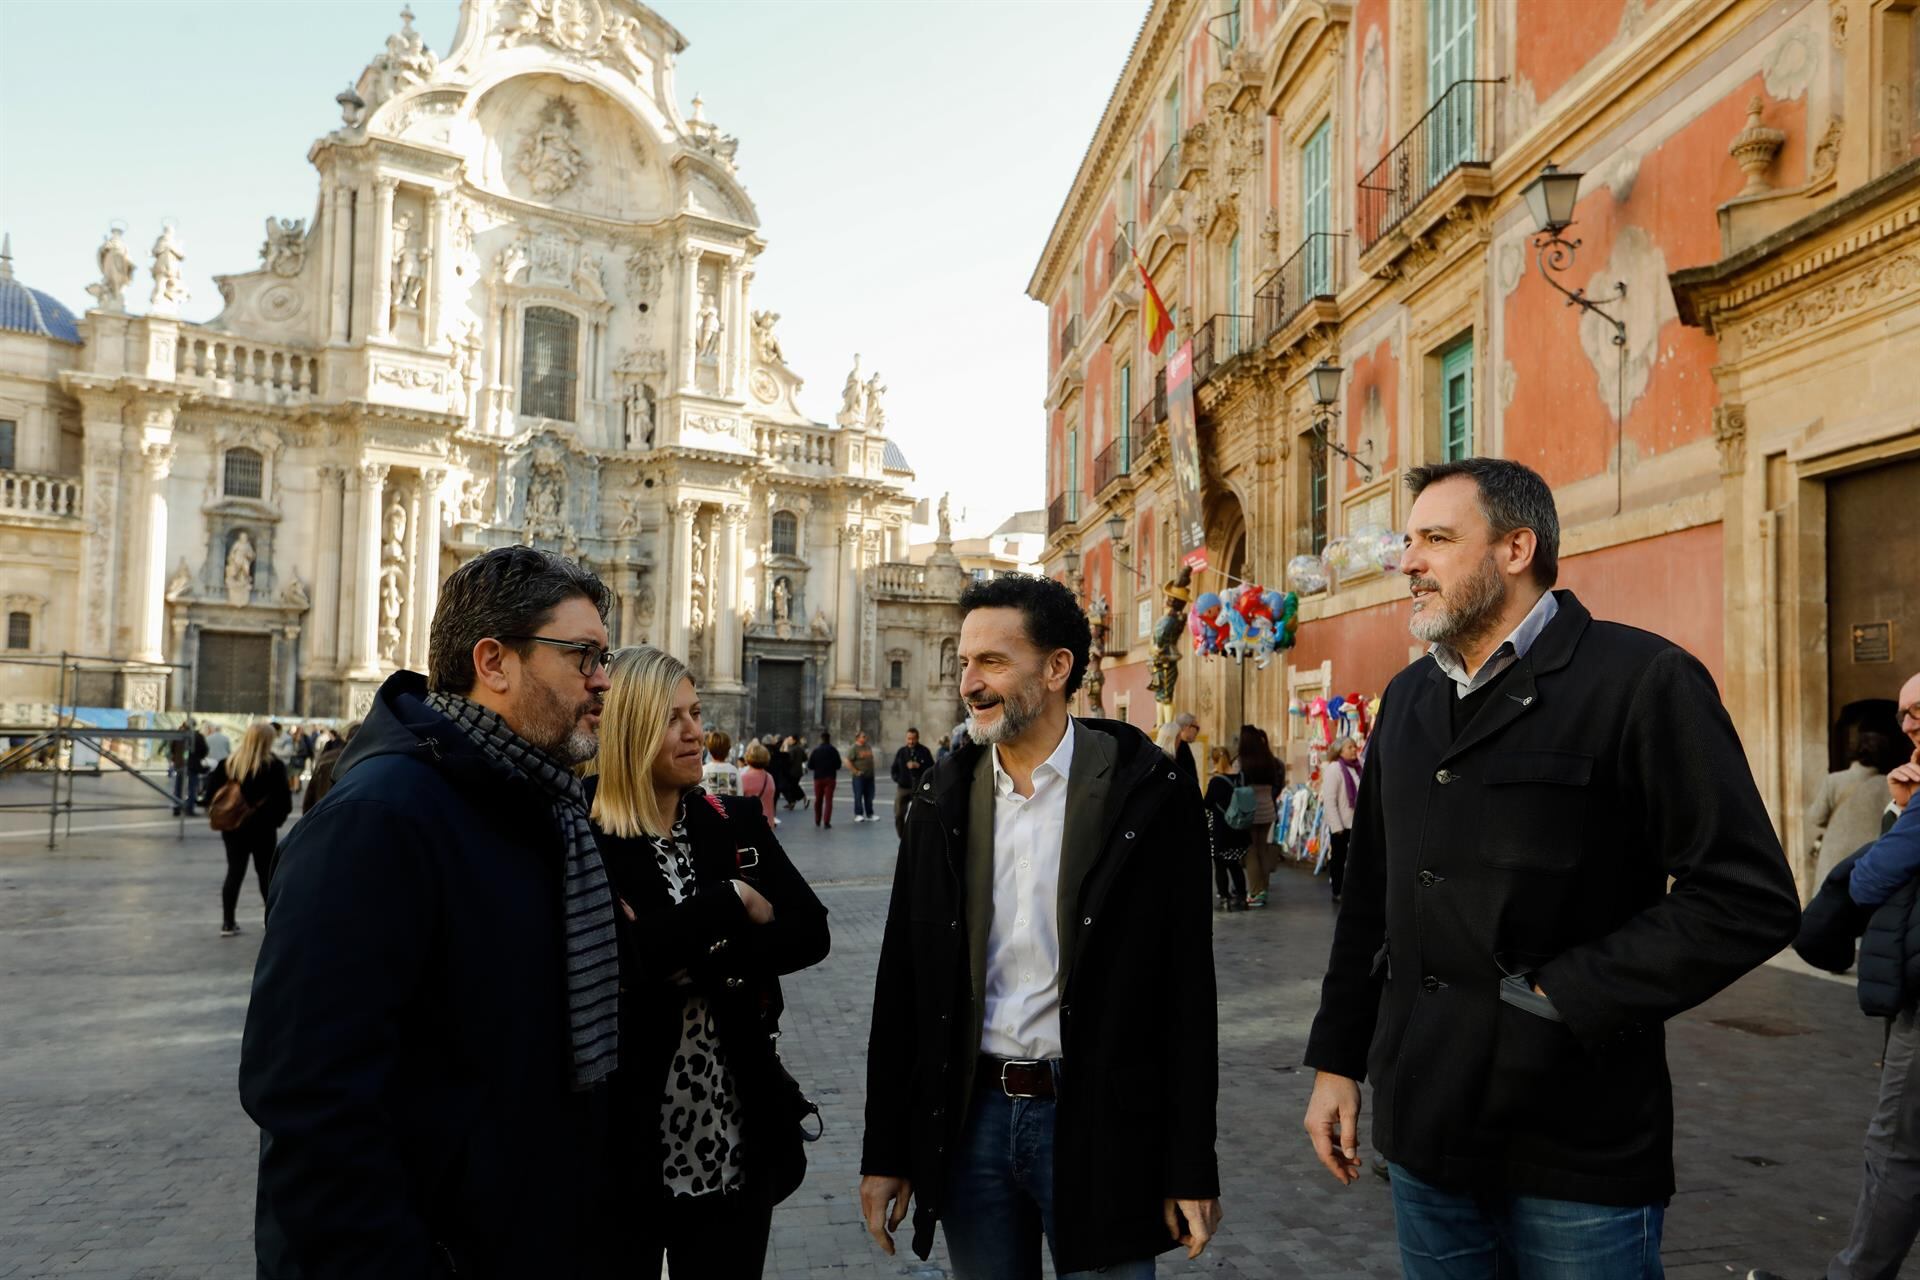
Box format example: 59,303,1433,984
1188,592,1229,656
1190,584,1303,664
1287,554,1329,595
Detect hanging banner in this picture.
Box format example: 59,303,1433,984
1166,340,1207,570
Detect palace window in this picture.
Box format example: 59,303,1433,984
6,612,29,651
1302,120,1333,296
889,659,904,689
520,307,580,422
0,420,15,472
770,510,798,557
1441,339,1473,461
223,447,264,499
1427,0,1478,178
1308,433,1329,555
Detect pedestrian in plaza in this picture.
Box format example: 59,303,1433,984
739,740,780,826
1754,670,1920,1280
1320,734,1362,904
1302,458,1798,1279
860,573,1221,1278
808,731,841,828
1232,724,1280,908
167,726,193,817
848,730,878,822
779,734,809,810
204,720,231,769
1805,731,1897,901
301,720,357,814
587,645,829,1279
935,734,952,764
1154,712,1201,792
703,729,742,796
202,722,291,937
239,545,622,1278
889,727,935,840
1204,745,1250,911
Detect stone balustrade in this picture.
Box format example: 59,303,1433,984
874,562,929,596
753,423,836,470
0,470,81,520
175,329,322,404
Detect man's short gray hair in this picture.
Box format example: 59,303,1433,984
1405,457,1560,588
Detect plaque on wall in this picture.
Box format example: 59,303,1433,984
1851,621,1893,664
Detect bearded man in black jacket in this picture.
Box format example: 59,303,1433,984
860,573,1221,1278
1302,458,1799,1279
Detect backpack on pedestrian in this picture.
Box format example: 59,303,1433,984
1223,773,1258,830
208,780,258,833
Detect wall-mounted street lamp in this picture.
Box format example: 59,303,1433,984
1520,164,1626,348
1307,359,1373,480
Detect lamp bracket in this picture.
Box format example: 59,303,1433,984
1311,412,1374,481
1532,232,1627,347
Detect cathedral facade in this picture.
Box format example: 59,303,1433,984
0,0,964,743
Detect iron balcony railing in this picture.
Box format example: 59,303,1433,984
1092,440,1123,494
1057,315,1080,363
1047,491,1082,534
1109,222,1137,286
1130,398,1158,453
1193,314,1254,386
1254,232,1348,342
1357,78,1502,252
1147,142,1182,220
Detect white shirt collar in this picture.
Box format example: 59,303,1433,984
991,718,1076,797
1430,590,1559,695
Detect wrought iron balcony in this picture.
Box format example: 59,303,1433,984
1147,142,1181,220
1109,222,1137,286
1357,78,1503,253
1047,491,1083,534
1254,232,1347,343
1057,315,1080,362
1093,438,1136,495
1193,314,1253,386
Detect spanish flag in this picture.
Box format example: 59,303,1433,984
1135,250,1175,355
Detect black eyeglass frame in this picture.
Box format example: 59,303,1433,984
496,634,613,676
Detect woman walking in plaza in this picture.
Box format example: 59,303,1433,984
202,721,292,937
739,740,780,826
1234,724,1281,907
1319,734,1362,903
588,646,830,1278
778,735,808,810
1204,745,1250,911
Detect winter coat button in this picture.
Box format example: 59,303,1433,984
1124,830,1136,840
949,920,959,931
725,977,745,989
1435,768,1456,784
1083,916,1093,926
1421,975,1442,993
1418,870,1438,888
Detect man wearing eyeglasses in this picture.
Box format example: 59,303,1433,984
240,545,621,1278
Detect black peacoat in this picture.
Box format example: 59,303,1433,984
1305,591,1800,1206
861,718,1219,1273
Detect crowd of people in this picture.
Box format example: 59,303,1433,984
210,455,1920,1280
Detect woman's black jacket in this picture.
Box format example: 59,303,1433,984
588,784,830,1208
1204,772,1252,855
202,756,293,837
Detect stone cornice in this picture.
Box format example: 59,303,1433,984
1027,0,1190,301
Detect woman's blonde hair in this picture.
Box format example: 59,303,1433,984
1154,720,1184,757
228,722,275,782
744,740,770,767
1209,745,1234,772
590,645,693,840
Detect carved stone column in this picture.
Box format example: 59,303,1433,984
352,462,389,673
412,468,445,668
678,244,702,391
352,179,376,341
370,178,398,341
670,499,698,658
336,466,362,669
133,441,175,665
75,401,127,656
712,504,747,687
425,191,449,348
719,259,740,399
735,267,755,396
308,466,344,672
832,522,861,693
328,183,353,344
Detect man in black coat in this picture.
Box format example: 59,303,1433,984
1302,459,1798,1278
239,546,620,1279
888,726,935,840
860,574,1220,1278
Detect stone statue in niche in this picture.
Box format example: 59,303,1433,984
696,289,722,358
378,564,405,662
751,310,785,365
864,371,887,431
457,472,491,524
383,496,409,560
525,446,566,532
771,576,792,638
88,225,136,311
514,98,585,198
940,637,958,682
260,217,307,279
623,382,655,448
837,355,864,427
149,225,188,312
573,251,606,302
224,531,255,605
391,215,425,310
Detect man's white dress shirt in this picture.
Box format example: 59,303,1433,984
1429,590,1559,698
980,721,1074,1061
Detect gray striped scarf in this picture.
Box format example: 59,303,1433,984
425,691,619,1090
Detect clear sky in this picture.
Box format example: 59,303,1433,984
0,0,1144,538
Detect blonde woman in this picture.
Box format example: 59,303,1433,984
201,721,291,936
739,740,779,826
589,645,830,1277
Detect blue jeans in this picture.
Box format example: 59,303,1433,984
850,772,876,817
943,1077,1156,1280
1390,1163,1664,1279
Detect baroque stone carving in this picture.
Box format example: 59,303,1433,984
837,354,864,427
751,310,785,365
260,218,307,278
165,558,193,602
1742,251,1920,351
1712,402,1747,477
282,573,310,609
864,371,887,431
149,225,188,312
1729,97,1786,196
685,94,740,172
1810,117,1844,185
375,363,446,392
696,288,722,357
625,245,664,300
514,98,586,198
224,531,255,605
87,225,135,311
457,471,491,524
391,214,425,309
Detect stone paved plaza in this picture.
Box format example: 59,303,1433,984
0,771,1900,1277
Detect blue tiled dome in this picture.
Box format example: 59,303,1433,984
0,239,81,345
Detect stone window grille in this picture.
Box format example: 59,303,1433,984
889,659,904,689
224,447,264,499
6,612,29,651
770,510,798,557
520,306,580,421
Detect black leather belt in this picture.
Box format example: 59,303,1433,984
980,1055,1057,1099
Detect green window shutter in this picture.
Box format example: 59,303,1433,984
1302,119,1332,295
1118,365,1132,470
1426,0,1477,180
1067,426,1080,522
1441,340,1473,462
